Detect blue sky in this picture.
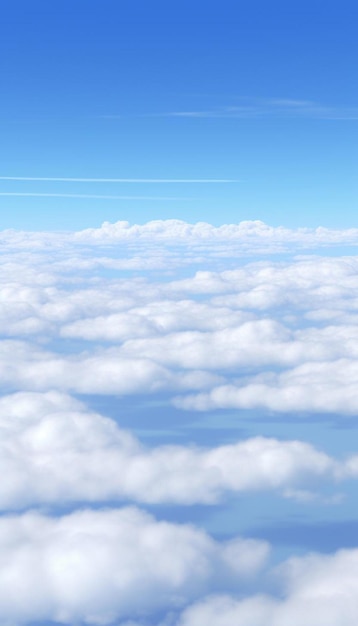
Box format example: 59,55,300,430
1,0,357,229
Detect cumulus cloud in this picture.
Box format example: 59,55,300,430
60,300,252,342
74,219,358,250
0,391,344,509
174,358,358,414
0,507,269,625
177,547,358,626
2,247,358,416
117,319,347,372
3,220,358,261
0,339,225,395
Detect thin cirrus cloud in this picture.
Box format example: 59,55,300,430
0,176,238,182
164,98,358,120
0,192,191,200
0,177,238,201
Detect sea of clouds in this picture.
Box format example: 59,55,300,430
2,218,358,625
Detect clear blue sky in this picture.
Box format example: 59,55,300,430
1,0,357,229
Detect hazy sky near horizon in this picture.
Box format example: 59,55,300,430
1,0,358,229
2,3,358,626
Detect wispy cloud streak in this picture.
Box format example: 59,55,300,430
0,192,189,200
0,176,238,183
165,98,358,120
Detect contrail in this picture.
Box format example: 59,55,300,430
0,176,237,183
0,193,189,200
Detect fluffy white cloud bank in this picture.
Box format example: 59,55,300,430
0,507,269,625
174,358,358,413
177,547,358,626
4,504,358,626
2,241,358,417
0,391,343,509
74,219,358,249
3,220,358,266
0,339,223,396
2,327,358,415
2,221,358,625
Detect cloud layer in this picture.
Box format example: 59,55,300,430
1,239,358,415
1,219,358,624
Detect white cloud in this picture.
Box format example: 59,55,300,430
1,222,358,625
61,301,252,342
4,239,358,428
0,338,229,398
3,220,358,257
177,547,358,626
175,358,358,414
0,507,269,624
0,391,342,509
0,192,188,200
0,176,235,182
2,249,358,416
164,98,358,121
117,319,341,372
74,220,358,252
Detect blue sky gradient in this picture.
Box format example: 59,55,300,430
1,0,357,229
